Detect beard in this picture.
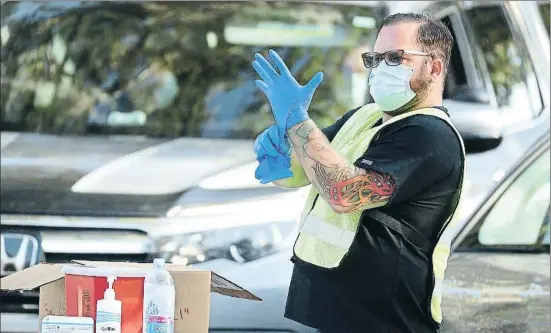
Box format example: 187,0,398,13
385,61,434,115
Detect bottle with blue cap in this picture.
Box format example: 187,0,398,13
142,258,175,333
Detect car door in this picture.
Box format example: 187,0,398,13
441,136,550,333
410,2,550,222
456,2,550,206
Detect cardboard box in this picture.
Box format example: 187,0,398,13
0,260,261,333
62,264,149,333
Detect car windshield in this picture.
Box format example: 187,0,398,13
478,147,550,246
1,1,380,139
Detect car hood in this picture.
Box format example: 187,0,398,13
0,132,256,216
441,252,550,333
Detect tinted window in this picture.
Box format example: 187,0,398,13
466,6,542,116
478,148,550,246
1,2,379,139
441,16,469,100
540,2,550,36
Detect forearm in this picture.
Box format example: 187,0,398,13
286,120,397,213
273,150,311,188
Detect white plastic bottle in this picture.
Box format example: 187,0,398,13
96,276,121,333
143,258,175,333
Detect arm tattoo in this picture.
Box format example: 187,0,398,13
323,167,396,213
288,120,397,213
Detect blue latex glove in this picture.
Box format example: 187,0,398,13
252,49,324,134
255,155,292,184
253,125,292,184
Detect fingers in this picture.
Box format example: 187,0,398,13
253,133,267,159
255,156,293,184
267,125,290,156
255,158,270,182
252,61,272,84
255,127,279,157
268,49,292,77
305,71,324,94
254,53,279,78
255,80,270,97
261,131,280,157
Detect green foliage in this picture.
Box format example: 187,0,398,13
539,3,550,36
465,6,536,108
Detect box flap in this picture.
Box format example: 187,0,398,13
72,260,261,301
0,263,64,291
210,272,261,301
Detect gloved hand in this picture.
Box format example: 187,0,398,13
253,125,292,184
252,49,324,134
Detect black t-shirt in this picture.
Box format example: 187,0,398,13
284,106,463,333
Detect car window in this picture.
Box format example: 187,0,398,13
441,15,469,101
539,2,550,36
0,2,379,139
465,6,543,117
478,148,550,246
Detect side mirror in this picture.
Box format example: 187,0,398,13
444,99,503,154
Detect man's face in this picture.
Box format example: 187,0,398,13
373,22,435,110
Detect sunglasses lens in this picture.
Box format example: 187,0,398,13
363,53,380,68
385,50,403,66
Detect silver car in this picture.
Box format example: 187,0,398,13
1,1,549,332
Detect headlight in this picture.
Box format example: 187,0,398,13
152,188,309,265
154,221,296,265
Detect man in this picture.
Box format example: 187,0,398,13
252,13,464,333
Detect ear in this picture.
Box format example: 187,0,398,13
430,58,444,78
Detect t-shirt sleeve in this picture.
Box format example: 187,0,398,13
321,107,360,142
354,116,462,205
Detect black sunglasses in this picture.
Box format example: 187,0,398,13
361,49,432,68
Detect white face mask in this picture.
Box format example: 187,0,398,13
368,62,416,112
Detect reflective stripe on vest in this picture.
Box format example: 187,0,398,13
300,214,356,249
293,103,467,324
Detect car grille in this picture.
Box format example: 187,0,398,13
0,223,151,313
0,290,40,313
45,252,149,264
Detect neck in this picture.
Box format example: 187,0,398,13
382,95,443,123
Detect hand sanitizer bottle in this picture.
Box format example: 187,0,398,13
96,276,121,333
143,258,175,333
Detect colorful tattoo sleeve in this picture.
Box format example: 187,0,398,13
287,120,397,213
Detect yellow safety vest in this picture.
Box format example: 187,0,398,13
293,103,466,324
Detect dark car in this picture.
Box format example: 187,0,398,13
0,1,549,332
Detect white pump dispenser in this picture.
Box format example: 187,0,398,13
96,276,121,333
104,276,116,300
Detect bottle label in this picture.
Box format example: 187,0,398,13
96,311,121,332
145,316,173,333
96,311,121,323
97,323,121,333
143,284,174,333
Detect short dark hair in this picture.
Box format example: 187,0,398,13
376,13,454,78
